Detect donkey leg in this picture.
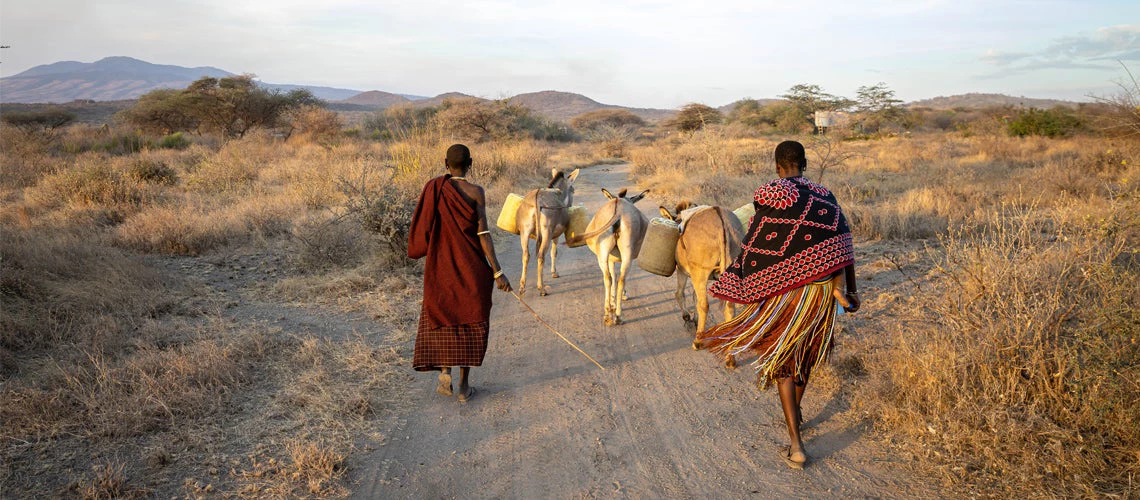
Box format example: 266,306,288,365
691,269,711,349
549,241,559,279
613,256,632,326
518,233,531,295
676,272,694,326
536,233,552,296
597,251,614,325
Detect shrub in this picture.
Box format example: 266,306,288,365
1006,107,1082,137
127,158,178,185
101,131,150,155
855,204,1139,496
25,161,147,212
159,132,190,150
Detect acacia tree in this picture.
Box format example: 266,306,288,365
668,103,723,132
854,82,904,133
1,109,76,132
434,98,545,142
569,108,646,132
118,88,199,134
121,75,321,138
780,84,852,131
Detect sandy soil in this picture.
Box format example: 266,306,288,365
349,163,937,498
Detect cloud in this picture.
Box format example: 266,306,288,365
980,49,1031,66
978,25,1139,79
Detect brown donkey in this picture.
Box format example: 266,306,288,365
659,202,744,348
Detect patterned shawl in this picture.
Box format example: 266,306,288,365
709,176,854,304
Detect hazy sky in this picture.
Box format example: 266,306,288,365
2,0,1138,108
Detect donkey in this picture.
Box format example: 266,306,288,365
568,188,650,326
658,202,744,349
516,168,580,296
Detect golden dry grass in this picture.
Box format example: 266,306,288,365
0,125,568,496
631,128,1138,496
3,119,1137,496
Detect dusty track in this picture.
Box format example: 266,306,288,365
350,163,934,498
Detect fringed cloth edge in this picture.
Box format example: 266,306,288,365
698,277,838,389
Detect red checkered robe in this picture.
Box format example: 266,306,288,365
407,175,494,371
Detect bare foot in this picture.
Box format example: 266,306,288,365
457,386,476,403
437,371,453,396
782,446,807,470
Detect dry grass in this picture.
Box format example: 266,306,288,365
633,127,1139,496
0,124,564,496
6,117,1137,497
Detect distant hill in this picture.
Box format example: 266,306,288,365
508,90,675,122
413,92,485,108
908,93,1078,110
339,90,412,108
0,56,365,103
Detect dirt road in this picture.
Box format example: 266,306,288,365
351,163,933,498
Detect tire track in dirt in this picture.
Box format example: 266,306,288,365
350,163,938,498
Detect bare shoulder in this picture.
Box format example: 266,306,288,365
469,183,487,205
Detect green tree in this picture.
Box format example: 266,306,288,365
779,84,851,131
569,108,646,132
668,103,723,132
726,99,766,127
117,88,199,135
121,75,322,138
854,82,904,133
434,98,547,142
1,109,76,132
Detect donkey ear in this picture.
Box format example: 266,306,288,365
551,167,559,179
617,188,628,198
567,168,580,183
601,188,616,200
628,190,650,203
658,206,676,220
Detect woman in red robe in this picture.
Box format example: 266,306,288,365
407,144,512,403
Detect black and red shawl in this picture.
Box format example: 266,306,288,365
709,176,854,305
407,175,493,329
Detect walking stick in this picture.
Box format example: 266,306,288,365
511,291,605,370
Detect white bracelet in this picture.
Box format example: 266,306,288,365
493,270,503,279
477,230,491,235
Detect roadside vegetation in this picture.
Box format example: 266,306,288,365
1,75,1136,496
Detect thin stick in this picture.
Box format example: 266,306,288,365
512,292,605,370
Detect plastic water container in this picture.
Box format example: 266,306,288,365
637,217,681,277
733,202,756,227
496,193,524,234
565,205,589,248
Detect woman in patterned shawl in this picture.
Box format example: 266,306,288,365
700,140,860,469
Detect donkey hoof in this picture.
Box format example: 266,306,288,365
551,272,559,279
682,312,692,322
692,340,704,351
725,356,737,369
539,287,549,297
613,316,623,326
